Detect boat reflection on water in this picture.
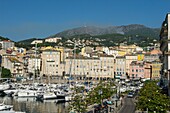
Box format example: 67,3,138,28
0,96,69,113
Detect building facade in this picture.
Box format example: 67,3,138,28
160,13,170,96
0,40,14,50
28,57,41,74
64,55,115,79
3,55,24,77
45,37,62,43
115,56,126,78
125,54,138,77
129,61,145,79
151,60,162,79
144,49,162,62
41,50,62,77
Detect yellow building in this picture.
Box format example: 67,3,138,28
137,54,144,61
151,60,162,79
118,50,126,56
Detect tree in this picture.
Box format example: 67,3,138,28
136,81,170,112
68,81,116,112
68,86,87,113
86,81,116,105
1,67,11,78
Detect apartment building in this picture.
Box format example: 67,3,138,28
3,55,23,77
160,13,170,96
81,46,93,56
144,49,162,62
64,55,115,79
28,57,41,74
152,60,162,79
115,56,126,78
41,49,62,77
129,61,153,79
125,54,138,76
45,37,62,43
129,61,145,79
0,40,14,50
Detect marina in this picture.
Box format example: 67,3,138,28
0,77,96,113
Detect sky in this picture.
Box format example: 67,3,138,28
0,0,170,41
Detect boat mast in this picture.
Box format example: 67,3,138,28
33,42,38,84
73,42,76,83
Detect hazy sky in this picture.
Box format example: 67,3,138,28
0,0,170,41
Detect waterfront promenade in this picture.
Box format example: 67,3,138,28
87,96,123,113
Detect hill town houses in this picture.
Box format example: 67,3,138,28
0,39,162,82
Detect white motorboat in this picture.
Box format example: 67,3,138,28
17,90,37,97
54,90,65,99
36,91,57,101
0,84,10,91
0,103,13,111
43,91,57,100
3,88,18,97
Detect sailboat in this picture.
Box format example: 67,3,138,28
64,43,77,102
16,44,39,98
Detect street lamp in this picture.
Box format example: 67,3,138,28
115,83,120,108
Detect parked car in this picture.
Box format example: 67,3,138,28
127,92,134,98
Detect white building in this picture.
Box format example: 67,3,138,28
31,40,43,44
64,55,115,79
45,37,62,43
28,57,41,74
115,56,126,77
41,50,62,76
125,54,138,76
2,55,23,77
0,40,14,50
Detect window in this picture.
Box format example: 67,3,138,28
136,69,138,72
132,74,134,77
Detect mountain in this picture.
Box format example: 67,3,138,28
0,36,11,41
16,24,160,48
49,24,160,39
17,38,37,45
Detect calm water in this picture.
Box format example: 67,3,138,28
0,96,69,113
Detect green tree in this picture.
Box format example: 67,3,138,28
86,81,116,105
1,67,11,78
68,86,87,113
68,81,116,112
136,81,170,113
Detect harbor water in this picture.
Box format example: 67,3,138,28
0,96,69,113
